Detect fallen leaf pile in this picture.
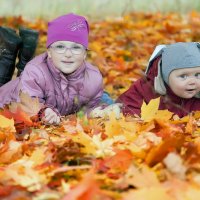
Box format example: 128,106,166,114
0,11,200,199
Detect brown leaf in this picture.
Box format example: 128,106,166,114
9,92,43,117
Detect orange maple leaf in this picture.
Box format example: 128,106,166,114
0,141,23,164
145,132,185,166
123,186,173,200
103,149,133,173
9,92,43,117
62,169,100,200
0,115,15,132
1,107,32,126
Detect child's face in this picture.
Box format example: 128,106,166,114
168,67,200,98
47,41,86,74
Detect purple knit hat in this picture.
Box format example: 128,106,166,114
46,13,89,48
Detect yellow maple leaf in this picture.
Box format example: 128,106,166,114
185,115,195,134
92,134,125,157
127,144,146,159
193,111,200,119
0,115,15,132
123,186,173,200
185,186,200,200
124,164,160,188
141,97,160,122
172,115,189,124
105,113,139,140
4,159,47,192
141,98,173,122
154,110,173,121
29,148,48,166
0,141,22,164
70,131,97,154
33,192,61,200
104,113,123,138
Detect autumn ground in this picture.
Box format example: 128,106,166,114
1,12,200,199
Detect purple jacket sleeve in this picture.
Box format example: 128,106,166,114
20,63,45,100
20,63,60,115
86,86,103,113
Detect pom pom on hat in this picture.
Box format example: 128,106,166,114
46,13,89,48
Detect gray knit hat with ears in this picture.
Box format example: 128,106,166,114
161,42,200,84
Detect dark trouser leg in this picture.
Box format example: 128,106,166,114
0,26,22,86
16,27,39,76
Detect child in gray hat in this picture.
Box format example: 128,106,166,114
117,42,200,118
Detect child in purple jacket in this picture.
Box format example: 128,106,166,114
0,13,104,124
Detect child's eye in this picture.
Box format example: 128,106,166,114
70,45,85,54
55,45,65,50
72,46,82,50
179,74,187,79
195,73,200,79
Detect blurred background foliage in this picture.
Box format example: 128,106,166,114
0,0,200,20
1,0,200,99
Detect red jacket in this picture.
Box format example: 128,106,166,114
117,57,200,118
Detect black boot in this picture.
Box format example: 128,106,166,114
0,26,22,86
16,27,39,76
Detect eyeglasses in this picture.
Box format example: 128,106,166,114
50,44,85,55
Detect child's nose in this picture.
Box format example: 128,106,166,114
188,76,197,84
64,48,73,56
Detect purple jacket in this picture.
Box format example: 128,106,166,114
0,52,103,115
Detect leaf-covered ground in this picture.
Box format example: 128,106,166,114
1,12,200,200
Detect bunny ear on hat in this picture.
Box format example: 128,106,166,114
145,45,166,74
154,59,167,95
145,44,167,95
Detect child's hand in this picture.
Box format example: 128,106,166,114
42,108,60,125
90,103,122,119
